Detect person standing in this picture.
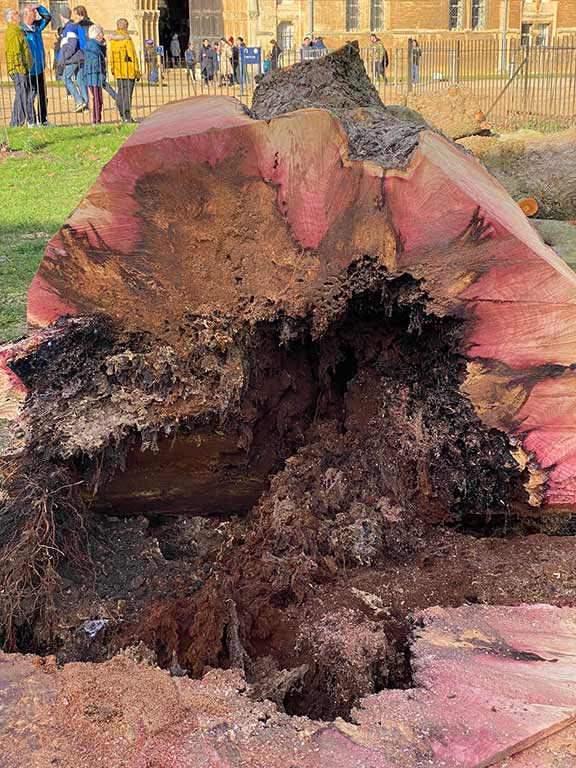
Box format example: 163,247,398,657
73,5,93,97
53,28,64,80
217,37,232,85
170,33,181,67
313,36,326,58
184,42,196,81
21,3,51,125
369,33,388,84
409,38,421,84
237,36,247,83
269,39,282,71
300,35,313,61
59,6,88,112
230,37,239,83
109,18,140,123
84,23,108,124
73,5,92,48
144,39,159,83
4,7,34,127
199,38,215,84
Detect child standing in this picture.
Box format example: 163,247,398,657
84,24,107,124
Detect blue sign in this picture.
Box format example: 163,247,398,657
240,47,262,65
155,45,164,56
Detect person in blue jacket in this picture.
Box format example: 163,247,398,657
84,24,108,124
73,5,93,101
73,5,93,49
59,6,88,112
21,3,51,125
313,36,326,57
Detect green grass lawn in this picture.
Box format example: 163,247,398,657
0,124,137,342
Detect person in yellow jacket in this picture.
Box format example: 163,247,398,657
4,7,35,126
108,18,140,123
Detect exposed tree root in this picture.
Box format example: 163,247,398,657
0,458,89,649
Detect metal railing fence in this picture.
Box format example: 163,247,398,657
1,37,575,132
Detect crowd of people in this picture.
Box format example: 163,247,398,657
4,4,140,127
4,9,423,129
176,37,285,86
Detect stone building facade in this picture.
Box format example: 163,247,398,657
1,1,575,67
221,1,576,50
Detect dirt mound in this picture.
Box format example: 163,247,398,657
404,85,485,139
458,129,576,220
4,605,576,767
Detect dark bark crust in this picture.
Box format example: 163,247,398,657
252,43,428,168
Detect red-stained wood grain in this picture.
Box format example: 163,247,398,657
351,604,576,768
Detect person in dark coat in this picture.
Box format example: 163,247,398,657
237,36,247,83
300,36,313,61
21,3,52,125
369,32,388,84
230,37,239,83
409,38,421,84
269,39,282,71
84,23,110,123
200,38,215,84
184,42,196,80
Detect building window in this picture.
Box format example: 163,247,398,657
448,0,463,30
48,1,69,29
278,21,295,51
370,0,385,31
471,0,486,30
521,22,531,46
536,23,550,46
346,0,360,32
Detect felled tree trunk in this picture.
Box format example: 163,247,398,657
2,44,576,641
6,43,575,513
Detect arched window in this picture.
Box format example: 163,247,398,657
346,0,360,32
448,0,463,30
370,0,385,31
277,21,295,51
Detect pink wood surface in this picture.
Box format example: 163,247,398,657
352,604,576,768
